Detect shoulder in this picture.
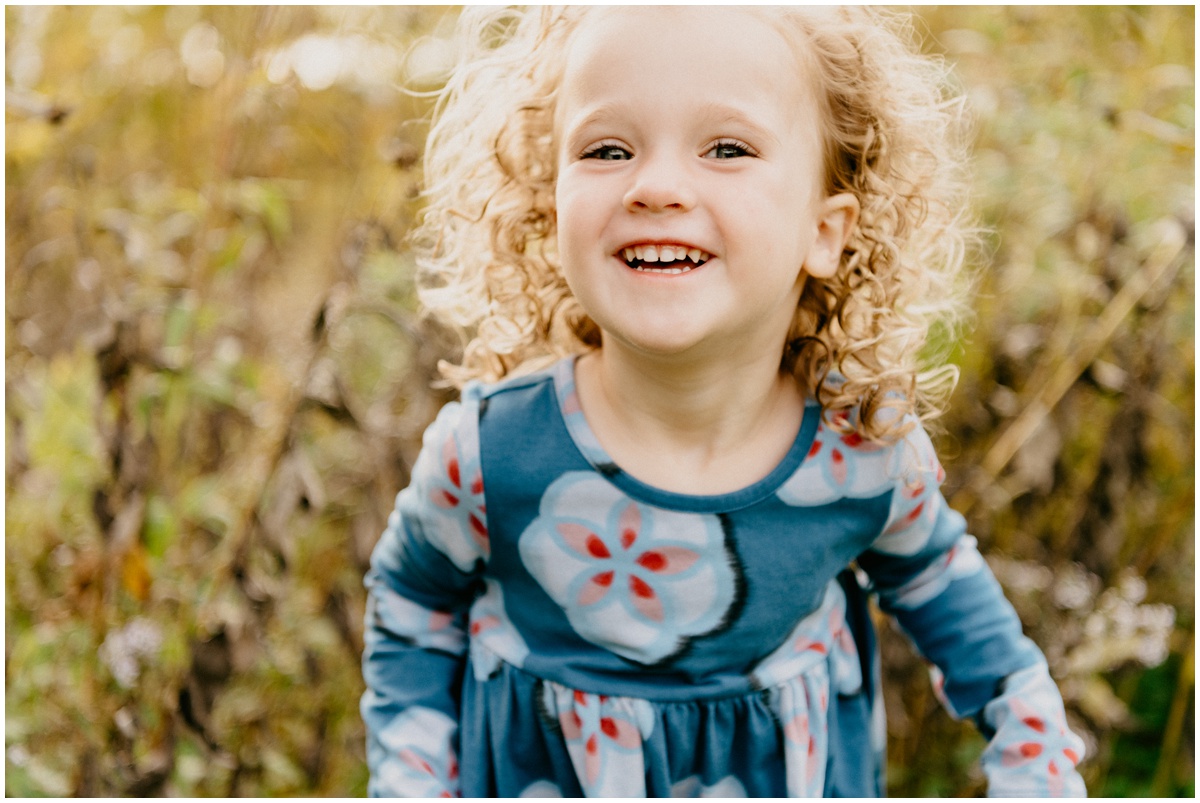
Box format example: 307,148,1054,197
467,359,571,436
777,404,942,507
416,359,567,484
871,417,952,557
401,385,490,573
418,384,482,466
418,359,560,445
473,359,563,410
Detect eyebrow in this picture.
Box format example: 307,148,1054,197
558,102,622,139
694,101,782,149
561,100,784,150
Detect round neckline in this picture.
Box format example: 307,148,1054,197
551,355,821,513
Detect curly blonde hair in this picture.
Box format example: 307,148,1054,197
413,6,976,442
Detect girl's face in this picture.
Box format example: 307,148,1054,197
554,7,855,364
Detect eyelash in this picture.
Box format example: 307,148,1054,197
705,139,757,159
580,141,632,161
578,138,759,161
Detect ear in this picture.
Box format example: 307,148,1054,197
802,192,859,279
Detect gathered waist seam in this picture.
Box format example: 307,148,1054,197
467,580,861,705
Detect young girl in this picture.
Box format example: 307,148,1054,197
362,6,1086,797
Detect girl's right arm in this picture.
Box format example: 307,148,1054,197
361,388,488,797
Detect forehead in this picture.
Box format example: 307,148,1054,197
565,6,796,64
557,7,813,124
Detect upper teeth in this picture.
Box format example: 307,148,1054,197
622,245,710,265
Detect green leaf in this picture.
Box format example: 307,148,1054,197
143,495,177,559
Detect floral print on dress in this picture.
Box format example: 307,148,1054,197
375,707,460,797
467,579,530,679
554,359,612,466
872,423,944,557
750,581,865,797
406,395,489,573
772,670,834,797
371,590,465,657
519,472,740,665
749,581,860,696
981,663,1087,797
364,363,1088,798
876,535,986,612
777,412,944,557
540,681,656,797
776,411,897,507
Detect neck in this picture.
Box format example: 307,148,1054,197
574,340,806,491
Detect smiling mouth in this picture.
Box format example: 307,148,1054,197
620,243,712,274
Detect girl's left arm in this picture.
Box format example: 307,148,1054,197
857,424,1087,797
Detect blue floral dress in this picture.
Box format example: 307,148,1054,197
361,358,1086,797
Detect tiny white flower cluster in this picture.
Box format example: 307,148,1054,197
1080,573,1175,669
986,556,1053,595
1050,564,1099,611
99,617,163,689
990,558,1176,674
7,743,31,767
1052,568,1176,675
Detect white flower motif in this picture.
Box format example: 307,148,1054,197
777,415,899,507
377,707,459,797
981,664,1087,797
779,416,947,557
540,681,656,797
373,592,465,656
405,398,488,572
749,581,860,695
519,472,740,665
774,673,831,797
877,535,986,611
467,579,530,679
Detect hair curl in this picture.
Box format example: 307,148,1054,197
412,6,977,442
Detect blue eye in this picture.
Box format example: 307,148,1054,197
581,143,632,161
706,140,755,159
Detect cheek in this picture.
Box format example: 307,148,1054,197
554,177,575,224
553,198,585,282
554,182,596,248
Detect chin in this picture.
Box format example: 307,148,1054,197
605,328,707,360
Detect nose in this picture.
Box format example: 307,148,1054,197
622,151,695,213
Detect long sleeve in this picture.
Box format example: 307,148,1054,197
856,423,1086,797
361,386,489,797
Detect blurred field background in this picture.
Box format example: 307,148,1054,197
5,5,1194,796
